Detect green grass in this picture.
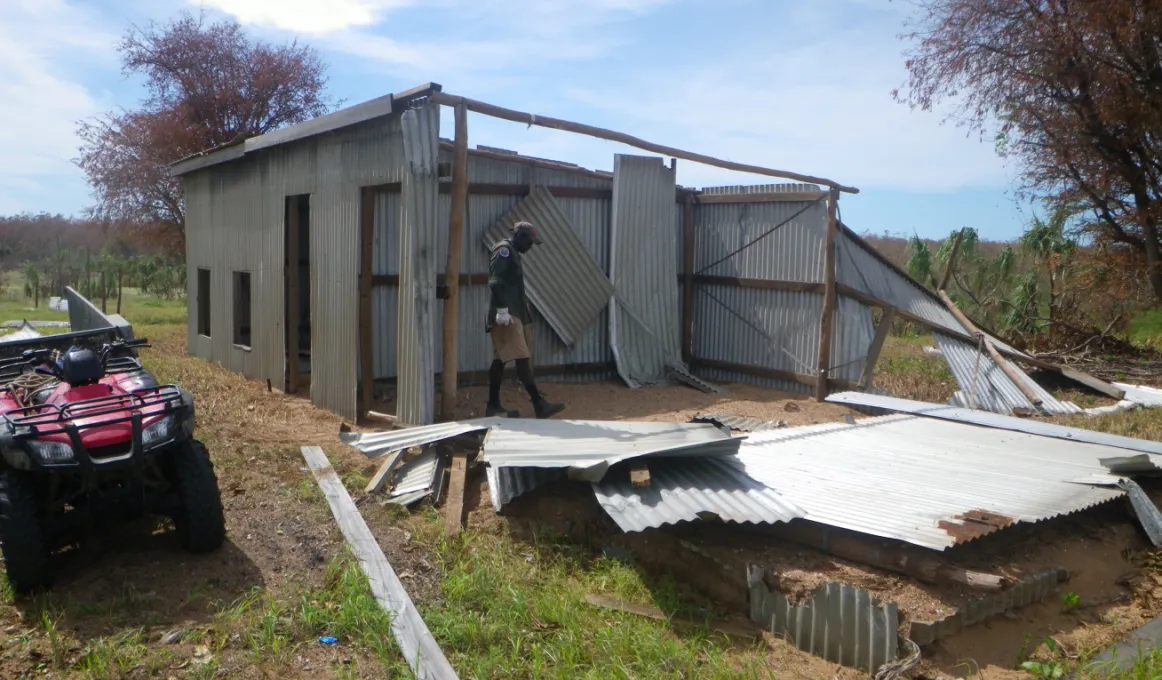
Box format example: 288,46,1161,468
0,272,186,329
1129,308,1162,349
408,513,771,680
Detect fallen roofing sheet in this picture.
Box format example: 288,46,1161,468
592,457,803,532
342,418,741,484
935,332,1082,416
1117,382,1162,407
486,466,566,511
735,414,1125,550
341,421,493,458
482,187,613,347
480,419,742,482
826,391,1162,455
0,322,41,344
388,449,447,507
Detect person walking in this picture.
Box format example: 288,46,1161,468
485,221,565,419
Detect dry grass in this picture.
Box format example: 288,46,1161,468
873,333,959,403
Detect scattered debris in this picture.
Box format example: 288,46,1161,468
0,321,41,344
629,460,651,488
365,449,405,494
1119,478,1162,547
387,449,447,508
318,636,338,645
690,413,787,432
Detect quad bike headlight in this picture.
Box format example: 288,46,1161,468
142,416,175,448
27,440,74,464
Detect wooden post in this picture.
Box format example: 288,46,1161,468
681,194,695,363
859,307,896,390
938,229,965,292
938,289,1043,406
428,92,859,194
286,197,301,394
815,188,840,401
440,103,469,421
359,188,375,419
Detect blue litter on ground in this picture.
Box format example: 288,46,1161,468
319,636,338,645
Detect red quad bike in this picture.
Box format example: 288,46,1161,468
0,337,225,593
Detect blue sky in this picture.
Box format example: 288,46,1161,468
1,0,1033,241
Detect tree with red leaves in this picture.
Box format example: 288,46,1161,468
77,12,335,243
895,0,1162,302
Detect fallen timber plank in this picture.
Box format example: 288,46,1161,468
443,452,469,536
301,446,459,680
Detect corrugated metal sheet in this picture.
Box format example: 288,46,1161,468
390,448,444,498
610,155,681,387
0,323,41,344
64,286,113,332
1115,383,1162,407
341,421,492,458
481,188,612,347
935,332,1082,415
909,568,1066,647
834,228,966,338
1120,478,1162,547
831,294,876,384
826,391,1162,455
694,285,820,392
480,419,742,482
486,466,566,511
371,153,614,384
748,566,898,672
694,184,826,282
395,103,440,425
735,415,1125,550
183,112,405,422
591,457,804,532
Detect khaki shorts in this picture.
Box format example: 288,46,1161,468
491,318,534,363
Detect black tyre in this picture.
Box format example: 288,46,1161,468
168,440,226,553
0,471,51,594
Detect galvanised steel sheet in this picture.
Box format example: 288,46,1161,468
694,184,827,282
749,566,898,672
610,155,681,387
481,188,613,347
826,391,1162,455
341,420,492,458
735,415,1125,550
934,332,1082,415
486,466,566,511
480,419,742,482
395,103,440,425
592,456,803,532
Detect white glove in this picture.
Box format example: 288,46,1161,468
495,308,513,326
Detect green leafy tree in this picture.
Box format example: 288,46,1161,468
22,262,40,309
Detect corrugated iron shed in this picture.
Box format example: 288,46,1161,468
826,391,1162,455
481,188,613,347
592,457,804,532
935,332,1082,415
480,419,742,482
735,415,1125,550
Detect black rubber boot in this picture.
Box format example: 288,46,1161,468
486,403,520,418
533,398,565,420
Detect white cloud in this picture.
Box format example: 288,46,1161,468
0,0,113,215
450,6,1010,194
195,0,417,34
